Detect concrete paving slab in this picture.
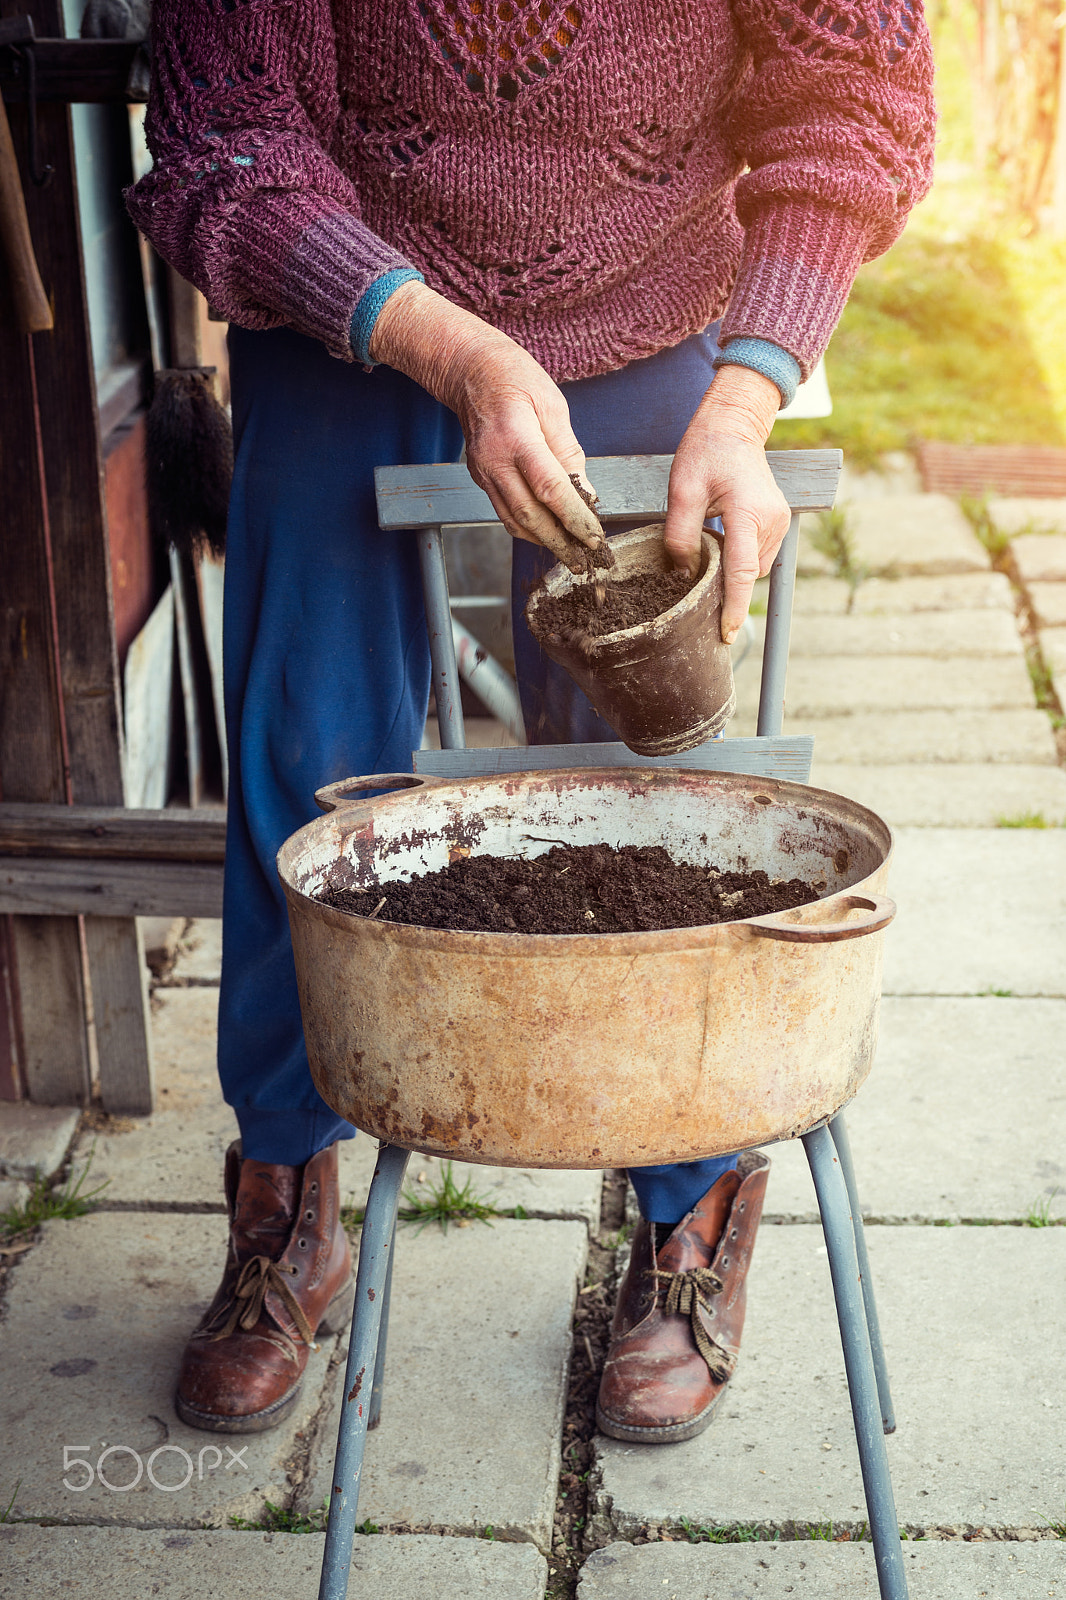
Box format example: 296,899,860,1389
808,764,1066,827
773,709,1059,766
340,1141,602,1228
0,1211,333,1527
989,496,1066,538
591,1227,1066,1534
1031,582,1066,628
851,573,1014,614
0,1102,80,1180
1012,534,1066,583
71,988,235,1210
844,495,990,575
165,918,222,986
760,997,1066,1223
881,829,1066,998
838,452,922,500
0,1525,548,1600
301,1218,587,1549
577,1540,1064,1597
786,577,852,615
733,656,1035,720
782,611,1023,658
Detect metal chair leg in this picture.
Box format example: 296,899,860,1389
368,1224,397,1430
829,1112,896,1434
803,1123,908,1600
318,1141,411,1600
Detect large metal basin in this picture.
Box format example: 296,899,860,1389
278,768,894,1168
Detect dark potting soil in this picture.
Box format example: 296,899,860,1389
318,842,819,935
533,564,695,640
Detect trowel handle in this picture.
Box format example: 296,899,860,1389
0,95,52,333
313,773,442,813
748,893,896,944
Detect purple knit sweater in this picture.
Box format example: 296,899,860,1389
127,0,935,383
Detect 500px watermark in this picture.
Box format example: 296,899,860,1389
62,1444,249,1492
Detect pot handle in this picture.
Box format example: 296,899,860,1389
747,893,896,944
314,773,442,813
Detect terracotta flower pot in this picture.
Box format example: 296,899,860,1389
524,524,735,755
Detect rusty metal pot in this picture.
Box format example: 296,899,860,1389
278,769,894,1169
524,526,736,756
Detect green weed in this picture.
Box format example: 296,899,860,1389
399,1161,498,1233
958,496,1012,562
229,1499,329,1533
678,1516,766,1543
1026,1191,1059,1228
1038,1504,1066,1539
996,812,1054,829
0,1147,108,1243
804,507,869,591
977,987,1014,997
1,1481,21,1524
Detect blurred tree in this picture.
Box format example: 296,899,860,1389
942,0,1066,235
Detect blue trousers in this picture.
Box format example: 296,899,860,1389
220,322,738,1224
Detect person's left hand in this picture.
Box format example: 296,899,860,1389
662,365,792,644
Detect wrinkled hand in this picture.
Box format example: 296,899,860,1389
662,366,791,643
370,281,607,573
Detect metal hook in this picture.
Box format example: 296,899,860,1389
16,44,53,187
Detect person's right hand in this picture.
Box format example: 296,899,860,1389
369,280,607,573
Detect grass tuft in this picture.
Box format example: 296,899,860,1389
996,812,1054,830
399,1161,498,1233
1026,1192,1060,1228
0,1146,108,1244
679,1516,766,1543
804,507,869,592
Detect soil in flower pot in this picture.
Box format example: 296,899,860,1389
318,843,820,935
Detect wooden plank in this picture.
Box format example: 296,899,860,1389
0,39,143,103
375,450,842,531
414,735,814,783
3,0,154,1114
0,858,224,918
0,10,91,1105
0,803,227,861
170,547,204,808
83,916,154,1114
7,915,89,1103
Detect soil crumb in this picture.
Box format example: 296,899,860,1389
318,843,818,935
534,565,695,641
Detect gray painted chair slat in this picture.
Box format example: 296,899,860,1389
415,735,813,783
375,448,842,529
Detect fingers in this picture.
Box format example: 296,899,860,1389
718,510,765,645
662,469,712,580
469,461,591,573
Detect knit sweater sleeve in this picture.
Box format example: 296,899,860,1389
126,0,416,360
719,0,936,378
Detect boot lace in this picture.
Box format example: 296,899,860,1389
651,1266,737,1382
206,1256,315,1346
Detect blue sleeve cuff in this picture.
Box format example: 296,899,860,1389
349,268,425,366
712,338,802,409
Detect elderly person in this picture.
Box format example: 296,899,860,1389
128,0,934,1443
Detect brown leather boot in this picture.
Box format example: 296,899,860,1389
175,1141,354,1433
596,1151,769,1444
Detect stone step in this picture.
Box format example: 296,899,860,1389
731,709,1058,766
0,1209,584,1547
1042,632,1066,706
0,1526,547,1600
70,987,602,1224
0,1102,80,1182
800,495,990,577
850,572,1014,614
808,763,1066,827
578,1541,1063,1598
761,611,1024,659
988,495,1066,537
881,829,1066,999
1012,533,1066,583
591,1226,1066,1536
1031,581,1066,628
762,997,1066,1223
733,655,1035,720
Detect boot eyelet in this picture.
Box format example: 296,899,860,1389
305,1209,315,1223
730,1229,738,1240
309,1182,318,1194
721,1255,729,1267
298,1238,308,1250
738,1202,746,1211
